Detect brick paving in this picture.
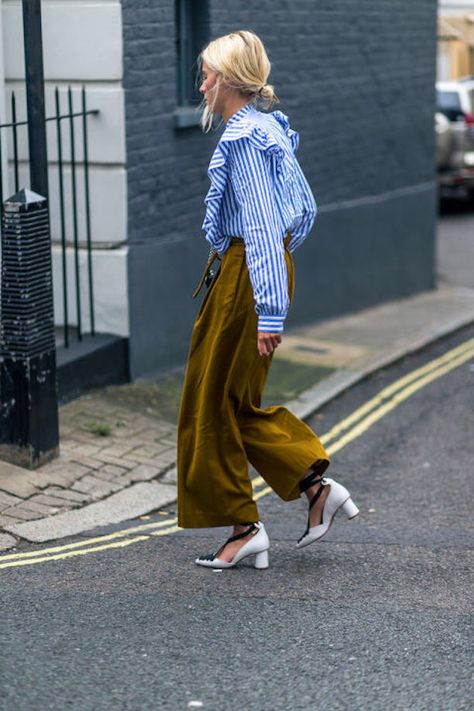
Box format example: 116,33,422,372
0,387,177,534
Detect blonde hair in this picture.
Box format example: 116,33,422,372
197,30,279,133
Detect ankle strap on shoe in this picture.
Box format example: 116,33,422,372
299,470,327,494
225,523,258,544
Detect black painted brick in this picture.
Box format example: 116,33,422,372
121,0,437,376
122,0,436,246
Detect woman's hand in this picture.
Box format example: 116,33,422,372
258,332,282,357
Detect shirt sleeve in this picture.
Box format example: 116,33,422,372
229,137,289,333
287,160,318,253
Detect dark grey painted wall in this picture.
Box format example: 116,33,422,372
122,0,438,379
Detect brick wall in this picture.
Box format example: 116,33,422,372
122,1,211,246
122,0,438,378
210,0,437,204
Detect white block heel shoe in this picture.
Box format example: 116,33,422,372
195,521,270,570
296,471,359,549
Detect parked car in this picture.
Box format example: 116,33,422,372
436,78,474,198
435,111,453,169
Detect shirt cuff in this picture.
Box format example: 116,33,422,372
258,314,285,333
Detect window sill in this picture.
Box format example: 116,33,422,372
173,106,203,129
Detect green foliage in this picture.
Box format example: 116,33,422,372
82,421,112,437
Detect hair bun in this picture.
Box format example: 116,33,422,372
258,83,278,106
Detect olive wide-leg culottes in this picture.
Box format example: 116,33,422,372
177,233,330,529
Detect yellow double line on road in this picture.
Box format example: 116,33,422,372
0,518,181,570
319,336,474,456
1,337,473,571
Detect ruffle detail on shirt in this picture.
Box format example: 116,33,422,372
203,120,287,251
270,110,300,154
202,141,232,252
233,122,286,169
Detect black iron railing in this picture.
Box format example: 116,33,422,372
0,86,99,347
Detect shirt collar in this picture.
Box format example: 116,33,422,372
225,103,254,128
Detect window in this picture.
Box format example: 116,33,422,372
437,90,463,121
175,0,209,127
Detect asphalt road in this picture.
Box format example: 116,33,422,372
1,324,473,711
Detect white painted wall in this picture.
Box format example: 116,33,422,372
439,0,474,14
1,0,129,337
437,48,451,80
52,245,129,337
6,84,127,244
3,1,123,80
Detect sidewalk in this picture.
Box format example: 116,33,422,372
0,283,473,550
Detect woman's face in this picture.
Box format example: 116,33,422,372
199,61,226,114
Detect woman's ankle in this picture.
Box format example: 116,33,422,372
233,523,256,535
300,466,313,481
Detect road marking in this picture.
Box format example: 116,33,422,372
0,524,183,570
325,344,474,456
0,515,179,562
321,337,474,448
0,536,150,570
149,526,181,537
254,484,273,501
1,338,472,571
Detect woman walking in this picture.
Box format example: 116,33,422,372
177,30,359,569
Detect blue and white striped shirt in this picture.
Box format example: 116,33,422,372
202,103,317,333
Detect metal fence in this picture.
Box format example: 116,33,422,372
0,86,99,347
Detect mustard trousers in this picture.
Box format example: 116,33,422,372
177,233,330,528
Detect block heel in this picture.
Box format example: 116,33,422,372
254,549,269,569
341,497,359,519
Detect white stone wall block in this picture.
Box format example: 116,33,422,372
0,4,8,197
3,1,123,81
48,164,128,246
52,245,129,337
3,85,126,165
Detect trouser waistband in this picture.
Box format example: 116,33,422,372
230,230,292,248
193,231,292,300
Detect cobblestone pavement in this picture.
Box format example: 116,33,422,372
0,388,177,532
